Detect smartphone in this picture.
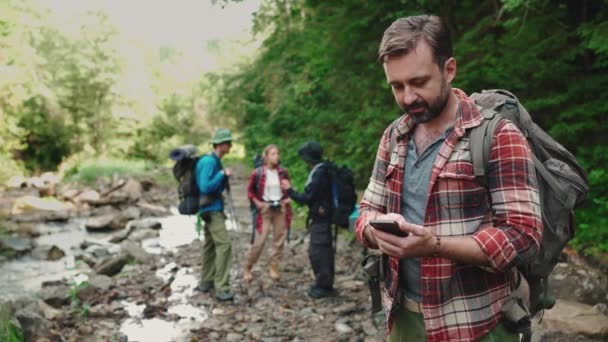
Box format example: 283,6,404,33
369,219,408,237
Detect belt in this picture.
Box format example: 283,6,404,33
400,292,422,314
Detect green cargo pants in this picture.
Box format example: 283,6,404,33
387,306,520,342
200,211,232,292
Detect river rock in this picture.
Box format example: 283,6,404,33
11,195,69,215
128,228,159,242
31,245,65,261
108,227,132,243
15,303,52,341
77,275,113,302
540,299,608,337
6,175,28,189
1,236,33,254
10,209,71,223
120,179,143,202
85,209,139,231
85,214,117,231
59,188,81,202
335,321,354,334
226,333,242,342
126,218,162,231
550,262,608,305
75,189,100,203
120,240,153,264
95,253,130,276
38,284,70,308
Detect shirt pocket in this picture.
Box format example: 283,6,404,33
436,162,487,209
385,162,398,181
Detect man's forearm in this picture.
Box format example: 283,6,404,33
436,236,490,267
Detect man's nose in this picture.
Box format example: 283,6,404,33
402,87,417,106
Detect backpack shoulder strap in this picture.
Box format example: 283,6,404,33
254,166,263,193
470,107,504,186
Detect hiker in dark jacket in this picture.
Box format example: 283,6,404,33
195,128,235,301
281,141,336,298
245,144,293,282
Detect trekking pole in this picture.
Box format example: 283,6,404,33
225,177,241,232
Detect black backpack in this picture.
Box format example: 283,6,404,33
169,145,200,215
468,90,590,335
327,162,357,228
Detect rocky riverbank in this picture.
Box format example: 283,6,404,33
1,166,607,341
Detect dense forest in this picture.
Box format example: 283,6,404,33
212,0,608,254
1,0,607,253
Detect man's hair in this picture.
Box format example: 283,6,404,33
378,15,452,68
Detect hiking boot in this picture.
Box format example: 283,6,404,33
195,282,214,293
244,266,253,282
215,290,234,301
269,264,280,281
307,286,336,299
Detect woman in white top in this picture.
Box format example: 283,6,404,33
245,144,292,281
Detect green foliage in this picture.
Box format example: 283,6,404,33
68,280,91,318
0,313,23,342
214,0,608,254
62,157,149,185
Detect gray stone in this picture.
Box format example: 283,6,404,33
15,303,52,341
127,218,162,230
10,210,69,223
6,175,28,189
226,333,243,342
335,321,354,334
108,228,132,243
119,179,143,202
123,206,142,220
38,285,70,308
85,214,116,231
540,299,608,337
0,236,33,253
120,240,153,264
128,228,159,242
31,245,65,261
95,253,130,276
361,320,378,336
77,275,112,302
593,303,608,315
550,263,608,305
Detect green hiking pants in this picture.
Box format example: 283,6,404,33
200,211,232,292
387,306,520,342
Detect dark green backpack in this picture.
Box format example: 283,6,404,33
469,90,590,328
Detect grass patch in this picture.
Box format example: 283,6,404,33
63,158,150,185
0,307,24,342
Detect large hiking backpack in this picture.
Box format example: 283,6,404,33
169,145,200,215
469,89,590,320
327,162,357,228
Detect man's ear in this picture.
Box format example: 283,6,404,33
443,57,457,84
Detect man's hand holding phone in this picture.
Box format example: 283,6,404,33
367,213,435,259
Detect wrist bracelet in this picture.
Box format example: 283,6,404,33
432,235,441,257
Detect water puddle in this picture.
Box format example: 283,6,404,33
120,264,208,341
141,207,239,255
119,318,198,342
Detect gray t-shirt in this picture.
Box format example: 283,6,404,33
399,127,452,303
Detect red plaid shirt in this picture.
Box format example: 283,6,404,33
355,89,542,341
247,166,293,233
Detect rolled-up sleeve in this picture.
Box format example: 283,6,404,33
471,121,543,271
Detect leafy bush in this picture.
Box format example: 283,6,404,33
61,157,149,185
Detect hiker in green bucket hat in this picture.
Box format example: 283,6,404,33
195,128,235,301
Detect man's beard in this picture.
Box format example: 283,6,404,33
402,82,450,124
